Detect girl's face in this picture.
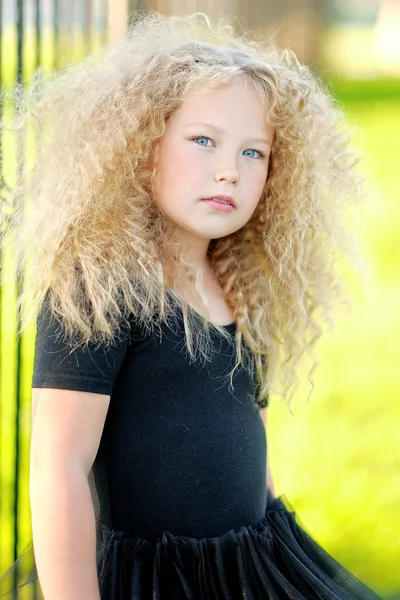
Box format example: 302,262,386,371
153,78,274,246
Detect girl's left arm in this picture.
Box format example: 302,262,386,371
260,408,276,497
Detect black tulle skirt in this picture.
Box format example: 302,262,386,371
0,491,383,599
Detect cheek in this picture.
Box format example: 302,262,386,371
248,168,268,203
158,143,200,192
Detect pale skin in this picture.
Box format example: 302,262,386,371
153,78,276,495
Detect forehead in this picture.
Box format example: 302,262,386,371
167,79,271,135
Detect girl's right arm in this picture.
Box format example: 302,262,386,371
30,387,111,600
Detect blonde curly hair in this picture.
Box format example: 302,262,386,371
0,11,366,408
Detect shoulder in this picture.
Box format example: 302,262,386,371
32,294,136,396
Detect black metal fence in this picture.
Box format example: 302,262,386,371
0,1,108,593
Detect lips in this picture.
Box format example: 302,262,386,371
201,195,236,208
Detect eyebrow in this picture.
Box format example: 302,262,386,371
185,121,272,146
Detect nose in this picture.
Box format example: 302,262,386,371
214,159,239,185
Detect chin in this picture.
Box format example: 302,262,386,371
198,228,235,239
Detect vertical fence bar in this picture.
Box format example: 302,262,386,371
33,5,42,597
14,0,24,582
11,1,25,594
67,0,73,63
33,3,41,589
101,0,108,46
35,0,41,69
0,0,3,573
85,0,93,53
53,0,59,70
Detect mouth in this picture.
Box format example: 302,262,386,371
201,195,236,209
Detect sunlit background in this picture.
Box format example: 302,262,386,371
0,1,399,598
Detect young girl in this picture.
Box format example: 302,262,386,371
0,11,382,600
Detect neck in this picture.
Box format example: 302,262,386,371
160,222,214,282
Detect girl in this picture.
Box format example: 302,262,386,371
0,11,382,600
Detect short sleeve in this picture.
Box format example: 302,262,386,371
31,295,130,395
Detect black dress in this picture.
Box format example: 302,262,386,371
0,296,383,599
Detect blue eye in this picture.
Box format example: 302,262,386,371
243,149,264,159
191,136,264,158
193,136,212,147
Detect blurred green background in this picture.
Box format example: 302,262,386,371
269,82,400,598
1,1,399,598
